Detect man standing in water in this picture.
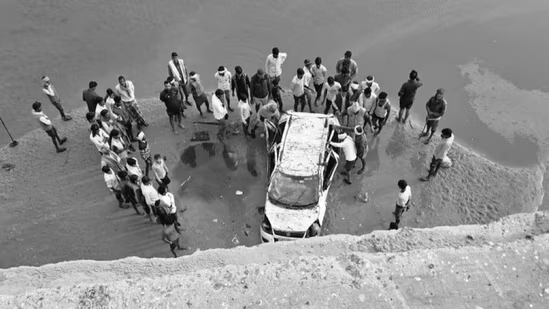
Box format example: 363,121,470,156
420,88,447,144
330,132,357,185
265,47,287,85
82,81,102,113
31,101,68,153
115,76,148,129
397,70,423,124
420,128,454,182
168,52,191,106
160,80,185,134
188,72,213,118
41,76,72,121
335,51,358,80
215,66,233,111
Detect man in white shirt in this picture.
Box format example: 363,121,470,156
322,77,342,115
31,101,68,153
157,185,183,229
421,128,455,182
330,132,357,184
115,76,148,128
265,47,287,85
168,52,191,106
102,166,125,208
140,176,160,219
89,123,109,153
41,76,72,121
311,57,328,106
214,66,234,111
361,75,380,95
212,89,229,141
291,68,306,112
360,87,377,111
237,93,252,138
393,179,412,228
152,154,170,187
302,59,315,112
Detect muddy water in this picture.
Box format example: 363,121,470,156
172,139,267,249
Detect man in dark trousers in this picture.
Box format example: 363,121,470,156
31,101,68,153
231,66,251,103
83,81,102,113
420,128,454,182
397,70,423,123
420,88,447,144
250,68,271,113
160,80,185,134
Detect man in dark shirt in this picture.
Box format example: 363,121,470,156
420,88,447,144
335,67,352,93
397,70,423,123
160,80,184,134
250,68,271,113
231,66,251,101
82,81,101,113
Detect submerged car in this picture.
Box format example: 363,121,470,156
260,111,340,242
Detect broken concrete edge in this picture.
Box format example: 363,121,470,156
0,211,547,297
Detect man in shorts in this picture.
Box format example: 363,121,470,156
420,88,447,144
188,72,213,118
368,92,392,136
160,80,184,134
397,70,423,123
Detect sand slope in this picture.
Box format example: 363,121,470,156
0,211,548,308
0,92,544,268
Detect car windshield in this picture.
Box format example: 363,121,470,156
268,171,319,207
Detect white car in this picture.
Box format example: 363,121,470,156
260,111,340,242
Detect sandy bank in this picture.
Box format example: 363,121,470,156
0,92,544,268
0,211,548,308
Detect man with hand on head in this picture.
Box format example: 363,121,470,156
41,76,72,121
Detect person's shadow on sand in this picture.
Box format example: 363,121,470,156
385,124,410,160
364,135,381,177
181,145,198,168
246,140,258,177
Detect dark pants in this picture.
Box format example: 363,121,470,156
143,158,152,177
50,100,67,118
193,94,211,114
393,205,406,224
372,114,387,132
294,94,306,112
112,189,124,205
324,99,335,114
222,90,232,109
314,83,324,101
156,175,171,187
45,127,62,150
178,82,190,102
427,156,443,178
242,117,251,136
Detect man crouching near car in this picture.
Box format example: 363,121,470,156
330,132,357,184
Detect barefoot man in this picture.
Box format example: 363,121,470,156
31,101,68,153
160,80,184,134
397,70,423,123
420,128,454,182
420,88,447,144
41,76,72,121
159,210,189,258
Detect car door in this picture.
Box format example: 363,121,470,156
323,149,339,191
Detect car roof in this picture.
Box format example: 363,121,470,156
278,113,335,177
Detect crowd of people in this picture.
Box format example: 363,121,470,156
30,47,456,254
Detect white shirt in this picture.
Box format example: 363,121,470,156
265,52,287,78
238,100,251,124
303,66,313,88
126,163,143,179
214,70,232,91
291,75,305,97
159,192,177,214
360,92,377,110
397,186,412,207
95,104,107,120
115,81,135,102
32,110,52,126
311,64,327,85
103,170,120,191
90,130,109,152
361,81,380,95
140,183,159,206
211,94,228,120
105,97,115,115
152,159,168,181
323,82,342,102
330,136,357,162
434,134,454,159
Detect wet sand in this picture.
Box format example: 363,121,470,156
0,93,543,268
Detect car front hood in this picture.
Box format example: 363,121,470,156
265,200,320,232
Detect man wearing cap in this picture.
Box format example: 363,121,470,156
368,92,392,136
31,101,68,153
302,59,315,112
41,76,72,121
361,75,380,95
420,88,447,144
420,128,454,181
397,70,423,123
168,52,191,106
330,132,357,184
250,69,271,113
188,71,213,118
212,89,229,141
322,76,342,115
335,51,358,80
291,68,307,112
265,47,287,85
214,66,234,111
